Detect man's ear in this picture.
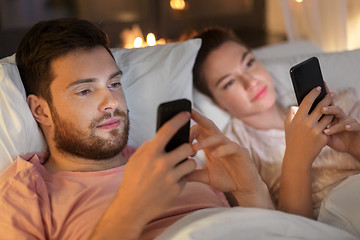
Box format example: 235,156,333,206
27,94,52,127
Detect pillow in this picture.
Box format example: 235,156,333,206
0,56,48,172
0,39,202,172
252,40,323,61
112,39,201,148
193,47,360,131
262,48,360,108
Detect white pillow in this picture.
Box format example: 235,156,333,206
252,40,323,61
193,48,360,131
0,39,201,172
0,56,48,172
113,39,201,148
263,48,360,108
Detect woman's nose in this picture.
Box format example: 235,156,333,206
240,73,256,90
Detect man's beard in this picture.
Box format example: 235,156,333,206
51,108,129,160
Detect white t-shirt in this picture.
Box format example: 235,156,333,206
224,88,360,217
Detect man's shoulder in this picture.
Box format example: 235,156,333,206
0,153,48,192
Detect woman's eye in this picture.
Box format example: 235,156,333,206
246,58,255,68
223,79,235,90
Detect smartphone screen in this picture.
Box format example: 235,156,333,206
156,98,191,152
290,57,327,113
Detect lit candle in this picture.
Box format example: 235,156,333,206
133,37,143,48
147,33,156,46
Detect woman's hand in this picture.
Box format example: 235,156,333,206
284,87,334,167
187,110,273,209
322,104,360,160
279,87,334,219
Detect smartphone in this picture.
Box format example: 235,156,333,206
290,57,327,113
156,98,191,153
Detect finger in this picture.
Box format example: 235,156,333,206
322,105,347,120
192,133,227,151
166,143,197,167
154,111,191,151
297,87,322,116
209,141,242,158
311,92,333,122
191,109,221,134
317,114,334,131
189,124,200,143
344,122,360,131
324,118,360,135
186,168,209,184
173,158,197,179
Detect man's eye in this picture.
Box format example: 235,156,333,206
108,82,121,88
76,89,91,96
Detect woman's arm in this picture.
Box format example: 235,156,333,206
278,87,333,218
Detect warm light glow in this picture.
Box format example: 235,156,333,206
120,24,167,48
295,0,303,2
133,37,143,48
146,33,156,46
170,0,186,10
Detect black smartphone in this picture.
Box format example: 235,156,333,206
156,98,191,152
290,57,327,113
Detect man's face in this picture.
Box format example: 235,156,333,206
48,46,129,160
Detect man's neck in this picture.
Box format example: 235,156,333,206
43,150,126,174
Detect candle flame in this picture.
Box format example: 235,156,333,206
147,33,156,46
134,37,143,48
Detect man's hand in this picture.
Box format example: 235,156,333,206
91,111,196,240
187,110,273,209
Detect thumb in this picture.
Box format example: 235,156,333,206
186,169,209,185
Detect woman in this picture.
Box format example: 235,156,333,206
192,27,360,219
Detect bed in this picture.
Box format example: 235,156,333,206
0,38,359,239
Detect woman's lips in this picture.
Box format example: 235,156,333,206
97,119,120,130
251,86,267,102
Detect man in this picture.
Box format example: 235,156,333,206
0,18,273,239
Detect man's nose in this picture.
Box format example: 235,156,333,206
99,89,119,113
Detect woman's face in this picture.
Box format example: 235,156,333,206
202,41,277,119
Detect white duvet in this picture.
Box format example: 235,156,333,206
156,207,357,240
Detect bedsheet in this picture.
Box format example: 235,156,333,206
156,207,357,240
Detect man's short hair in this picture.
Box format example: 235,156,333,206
16,18,113,105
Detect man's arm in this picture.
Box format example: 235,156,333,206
90,112,197,240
